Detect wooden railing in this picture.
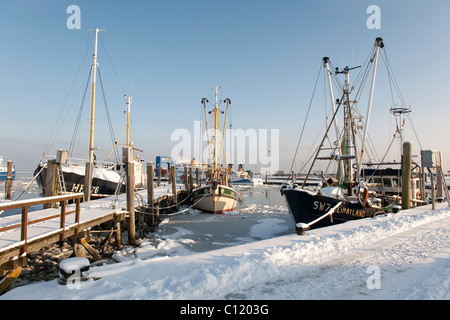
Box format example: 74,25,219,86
0,193,84,254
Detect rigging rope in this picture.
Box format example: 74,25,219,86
99,37,128,95
289,61,323,176
97,67,120,163
43,34,93,159
69,68,92,157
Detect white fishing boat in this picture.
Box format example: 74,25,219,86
228,164,263,186
192,87,238,213
0,156,15,182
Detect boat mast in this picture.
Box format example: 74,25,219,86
357,37,383,177
334,63,360,194
88,28,102,166
323,57,340,138
85,28,104,201
126,95,132,148
213,86,220,173
323,57,344,184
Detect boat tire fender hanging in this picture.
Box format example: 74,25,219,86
357,185,369,208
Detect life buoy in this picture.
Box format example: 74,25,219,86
356,185,369,208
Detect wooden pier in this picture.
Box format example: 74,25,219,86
0,178,187,294
0,193,128,292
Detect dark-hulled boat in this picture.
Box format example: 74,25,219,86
34,29,142,200
282,38,392,234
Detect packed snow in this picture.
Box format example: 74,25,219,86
1,188,449,300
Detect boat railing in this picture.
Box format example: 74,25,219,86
0,193,84,255
42,155,118,170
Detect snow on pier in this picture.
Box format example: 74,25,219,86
0,185,181,270
1,199,449,300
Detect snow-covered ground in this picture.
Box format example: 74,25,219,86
1,194,449,301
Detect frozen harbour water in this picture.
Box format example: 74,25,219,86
1,182,449,301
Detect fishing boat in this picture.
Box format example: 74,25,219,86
361,106,425,204
191,87,238,213
0,156,15,182
281,38,415,233
228,164,263,186
35,29,143,200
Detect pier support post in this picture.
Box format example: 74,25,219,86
196,167,200,186
170,166,178,209
115,219,122,248
157,166,162,187
5,161,13,200
402,141,412,209
428,168,436,210
84,162,93,202
184,167,189,191
147,163,155,227
147,163,154,207
436,152,444,202
188,167,193,192
44,160,57,209
124,148,136,246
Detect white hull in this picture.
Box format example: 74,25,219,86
192,184,237,213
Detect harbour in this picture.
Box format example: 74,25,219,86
1,1,450,304
0,172,293,291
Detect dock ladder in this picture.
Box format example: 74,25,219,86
56,164,66,195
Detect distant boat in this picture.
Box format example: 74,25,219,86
35,29,143,200
0,156,15,182
192,87,238,213
229,164,263,186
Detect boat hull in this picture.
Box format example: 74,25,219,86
192,184,237,213
282,187,381,229
35,164,125,198
0,171,15,182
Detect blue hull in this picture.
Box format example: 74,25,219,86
0,171,15,182
232,179,252,184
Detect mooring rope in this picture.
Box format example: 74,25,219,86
136,187,212,217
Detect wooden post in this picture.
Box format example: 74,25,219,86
436,152,444,202
196,167,199,186
20,206,28,254
188,167,194,192
147,163,155,227
84,162,93,202
59,200,67,243
115,219,122,247
124,147,136,246
44,159,57,209
157,166,162,187
5,161,13,200
170,166,177,209
428,167,436,210
75,197,81,235
402,141,412,210
147,163,154,205
184,167,189,190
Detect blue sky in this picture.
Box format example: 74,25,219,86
1,0,449,172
